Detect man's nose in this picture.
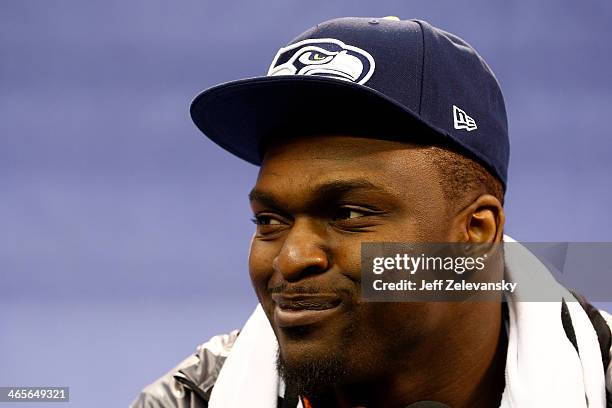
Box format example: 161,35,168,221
272,218,330,282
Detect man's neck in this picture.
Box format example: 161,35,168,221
307,304,507,408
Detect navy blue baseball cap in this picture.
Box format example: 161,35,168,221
190,17,509,188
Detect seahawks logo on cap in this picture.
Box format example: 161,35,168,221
267,38,375,85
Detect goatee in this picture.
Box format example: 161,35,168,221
276,349,347,398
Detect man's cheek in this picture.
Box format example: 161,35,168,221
248,264,268,301
248,245,275,298
330,241,363,282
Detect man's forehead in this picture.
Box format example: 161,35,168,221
252,134,444,205
248,177,395,207
260,134,428,165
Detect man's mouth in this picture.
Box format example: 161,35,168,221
271,294,342,328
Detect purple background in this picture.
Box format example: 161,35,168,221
1,0,611,406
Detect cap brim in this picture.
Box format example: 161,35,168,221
190,75,447,165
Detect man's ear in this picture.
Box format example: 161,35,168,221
452,194,505,244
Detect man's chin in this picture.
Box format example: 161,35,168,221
271,307,359,395
276,344,347,397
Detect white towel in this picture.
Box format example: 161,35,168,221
207,303,280,407
209,236,609,407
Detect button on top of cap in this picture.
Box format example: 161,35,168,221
370,16,400,25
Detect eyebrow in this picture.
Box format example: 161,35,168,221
248,179,392,208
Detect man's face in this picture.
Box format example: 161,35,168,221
248,135,462,393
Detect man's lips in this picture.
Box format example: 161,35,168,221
271,294,342,328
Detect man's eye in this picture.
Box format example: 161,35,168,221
251,215,282,225
334,208,366,220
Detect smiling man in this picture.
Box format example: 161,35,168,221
131,17,612,408
247,134,507,408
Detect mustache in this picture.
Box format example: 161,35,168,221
267,282,354,297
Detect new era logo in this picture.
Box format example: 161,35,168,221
453,105,477,132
